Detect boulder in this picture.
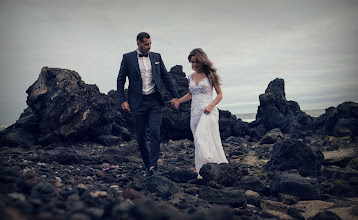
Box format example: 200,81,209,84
308,210,342,220
314,101,358,137
199,163,244,187
259,128,283,144
266,138,324,177
168,168,197,183
198,187,247,208
253,78,313,138
236,176,270,196
219,110,250,139
1,67,130,146
143,175,181,200
270,171,320,200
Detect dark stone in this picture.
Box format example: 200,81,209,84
199,163,243,187
270,171,320,200
259,128,283,144
168,169,197,183
198,187,247,208
1,67,129,146
31,181,55,198
96,135,122,146
253,78,313,138
236,176,270,196
266,138,324,177
0,168,18,184
308,210,342,220
143,175,181,200
48,149,81,165
287,207,305,220
314,101,358,137
218,110,250,139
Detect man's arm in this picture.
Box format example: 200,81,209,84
117,54,131,112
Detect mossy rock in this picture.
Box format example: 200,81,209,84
326,136,337,143
346,157,358,171
260,134,278,144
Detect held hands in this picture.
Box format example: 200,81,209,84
121,102,131,113
171,98,180,109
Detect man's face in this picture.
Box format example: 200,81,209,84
137,37,151,54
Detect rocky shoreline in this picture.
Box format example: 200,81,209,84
1,66,358,219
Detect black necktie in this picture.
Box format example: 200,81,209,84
139,53,148,57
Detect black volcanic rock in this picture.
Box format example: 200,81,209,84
198,187,247,208
270,171,320,200
219,110,249,139
1,67,130,146
199,163,244,187
161,66,193,140
252,78,313,138
266,138,324,177
314,101,358,137
0,66,250,147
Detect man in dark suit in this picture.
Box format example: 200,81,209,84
117,32,179,176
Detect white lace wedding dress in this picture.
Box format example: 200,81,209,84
189,74,228,174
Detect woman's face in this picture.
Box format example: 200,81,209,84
190,56,203,72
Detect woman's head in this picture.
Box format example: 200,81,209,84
188,48,221,85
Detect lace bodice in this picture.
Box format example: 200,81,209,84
188,75,218,124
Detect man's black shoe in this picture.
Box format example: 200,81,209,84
148,167,161,175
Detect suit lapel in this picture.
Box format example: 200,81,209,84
131,51,140,76
149,52,155,74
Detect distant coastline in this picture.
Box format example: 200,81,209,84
236,109,325,123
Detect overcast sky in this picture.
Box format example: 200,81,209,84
1,0,357,126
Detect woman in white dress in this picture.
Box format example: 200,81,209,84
172,48,228,178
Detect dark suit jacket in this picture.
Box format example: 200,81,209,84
117,51,179,109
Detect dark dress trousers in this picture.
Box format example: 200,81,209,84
117,51,179,169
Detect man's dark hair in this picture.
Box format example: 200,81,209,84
137,32,150,43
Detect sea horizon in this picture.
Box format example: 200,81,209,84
236,109,326,123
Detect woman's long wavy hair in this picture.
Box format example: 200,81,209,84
188,48,221,85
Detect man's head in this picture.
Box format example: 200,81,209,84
137,32,151,55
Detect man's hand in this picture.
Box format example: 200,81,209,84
171,98,180,109
121,102,131,112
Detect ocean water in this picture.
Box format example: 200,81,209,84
236,109,325,123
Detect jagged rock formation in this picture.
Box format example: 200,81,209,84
1,67,131,146
1,67,357,148
0,66,249,147
250,78,313,139
313,101,358,137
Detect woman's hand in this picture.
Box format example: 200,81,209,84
171,98,180,109
204,105,213,114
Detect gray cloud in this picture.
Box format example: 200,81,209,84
1,0,357,125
